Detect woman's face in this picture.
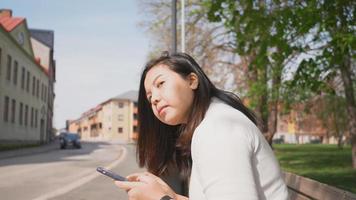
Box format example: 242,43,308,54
144,64,198,125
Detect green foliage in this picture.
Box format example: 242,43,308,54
204,0,355,132
275,144,356,193
206,0,354,84
316,94,348,137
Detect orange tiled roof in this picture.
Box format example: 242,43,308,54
0,15,24,32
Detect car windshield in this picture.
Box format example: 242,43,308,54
65,133,79,139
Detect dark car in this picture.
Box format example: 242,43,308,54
59,132,81,149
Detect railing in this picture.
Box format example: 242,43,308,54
283,172,356,200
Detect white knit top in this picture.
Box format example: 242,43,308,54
189,98,289,200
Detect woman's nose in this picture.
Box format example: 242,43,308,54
151,93,160,105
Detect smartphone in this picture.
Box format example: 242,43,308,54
96,167,128,181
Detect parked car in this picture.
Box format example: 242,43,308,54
59,132,81,149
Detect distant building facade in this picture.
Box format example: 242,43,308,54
29,28,56,142
68,90,138,143
0,9,55,144
273,101,345,144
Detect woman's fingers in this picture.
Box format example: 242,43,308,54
114,181,143,190
136,174,156,183
126,172,149,181
125,172,167,186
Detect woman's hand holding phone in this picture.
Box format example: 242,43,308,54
96,167,127,181
114,172,178,200
96,167,185,200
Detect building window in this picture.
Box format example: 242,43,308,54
118,102,124,108
0,48,2,76
11,99,16,123
19,102,23,125
41,83,44,101
21,67,25,89
36,79,40,98
24,105,28,126
3,96,9,122
35,109,38,128
30,107,34,127
133,113,138,120
118,114,124,121
13,61,18,85
133,126,138,132
26,71,30,92
6,55,12,81
118,127,123,133
32,76,36,96
44,86,47,102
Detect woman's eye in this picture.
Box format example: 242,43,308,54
157,81,165,88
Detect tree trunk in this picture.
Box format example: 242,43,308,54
250,65,269,134
339,55,356,168
267,101,278,145
333,112,343,149
337,132,344,149
267,64,282,145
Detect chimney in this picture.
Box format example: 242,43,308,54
0,9,12,18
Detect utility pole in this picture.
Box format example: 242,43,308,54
181,0,185,53
171,0,177,53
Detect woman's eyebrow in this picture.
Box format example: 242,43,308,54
146,74,163,96
152,74,163,85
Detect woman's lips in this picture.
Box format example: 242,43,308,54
158,105,169,115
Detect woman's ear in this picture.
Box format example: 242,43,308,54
188,73,199,90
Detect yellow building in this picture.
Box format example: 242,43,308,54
0,9,55,144
68,90,138,143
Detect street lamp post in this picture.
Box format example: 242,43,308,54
171,0,177,53
172,0,185,53
181,0,185,53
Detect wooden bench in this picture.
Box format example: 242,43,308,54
283,172,356,200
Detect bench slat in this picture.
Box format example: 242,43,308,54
283,172,356,200
288,188,312,200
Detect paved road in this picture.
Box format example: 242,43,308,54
51,144,145,200
0,141,134,200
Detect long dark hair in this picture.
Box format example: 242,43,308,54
137,52,258,177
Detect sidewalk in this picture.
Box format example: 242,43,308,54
0,139,60,160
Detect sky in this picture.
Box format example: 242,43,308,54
0,0,151,129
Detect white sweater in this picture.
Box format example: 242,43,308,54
189,98,289,200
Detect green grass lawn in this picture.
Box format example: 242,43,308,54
274,144,356,194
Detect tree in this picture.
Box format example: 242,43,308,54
287,0,356,167
205,0,309,144
137,0,257,93
318,94,348,148
206,0,356,167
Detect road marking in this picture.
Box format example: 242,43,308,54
32,146,127,200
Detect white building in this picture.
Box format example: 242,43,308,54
0,9,55,144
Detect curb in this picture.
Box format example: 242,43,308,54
0,140,60,160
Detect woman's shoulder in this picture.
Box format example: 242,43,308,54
201,98,256,128
194,98,260,142
192,98,261,156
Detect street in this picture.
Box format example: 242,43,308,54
0,141,144,200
